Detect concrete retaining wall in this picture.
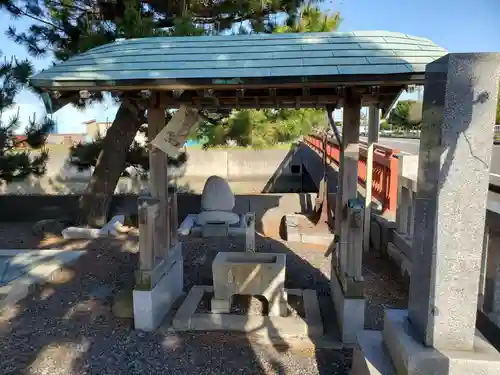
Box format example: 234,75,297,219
0,145,306,195
0,193,317,236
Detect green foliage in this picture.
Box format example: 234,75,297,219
275,4,341,33
196,108,327,148
0,53,54,183
197,4,339,149
388,100,423,130
380,119,391,131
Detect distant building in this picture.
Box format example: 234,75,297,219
46,133,85,145
84,119,112,141
84,119,147,145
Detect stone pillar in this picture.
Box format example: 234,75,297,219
352,53,500,375
148,106,170,260
351,53,500,375
408,54,500,352
363,106,380,252
331,88,365,344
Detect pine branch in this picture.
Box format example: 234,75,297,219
3,2,65,30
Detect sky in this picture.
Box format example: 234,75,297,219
0,0,499,134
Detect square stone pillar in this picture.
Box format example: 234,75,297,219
331,88,365,344
351,53,500,375
408,53,500,352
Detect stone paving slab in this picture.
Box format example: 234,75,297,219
0,250,85,311
0,250,68,286
171,285,335,348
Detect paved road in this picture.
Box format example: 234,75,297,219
363,136,500,187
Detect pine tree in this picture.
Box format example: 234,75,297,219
0,52,54,183
1,0,309,227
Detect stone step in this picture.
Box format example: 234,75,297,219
351,330,395,375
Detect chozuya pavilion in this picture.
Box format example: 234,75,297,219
30,30,500,375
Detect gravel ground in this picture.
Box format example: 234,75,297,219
0,222,407,375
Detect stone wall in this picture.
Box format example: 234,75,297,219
0,193,317,236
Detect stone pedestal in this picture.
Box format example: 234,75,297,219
331,265,365,344
352,53,500,374
352,309,500,375
211,252,287,317
133,243,184,331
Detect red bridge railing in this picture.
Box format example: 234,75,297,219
304,134,399,215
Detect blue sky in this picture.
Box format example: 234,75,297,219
0,0,499,133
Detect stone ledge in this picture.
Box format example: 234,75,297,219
383,309,500,375
351,330,396,375
0,250,85,312
172,285,326,344
284,214,336,246
386,242,411,279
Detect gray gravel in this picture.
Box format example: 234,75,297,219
0,231,406,375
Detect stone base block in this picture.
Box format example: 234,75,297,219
211,298,231,313
386,242,411,280
202,223,229,237
133,256,183,331
351,330,395,375
172,285,326,344
330,269,365,344
284,214,336,246
354,309,500,375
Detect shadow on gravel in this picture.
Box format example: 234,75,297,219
0,192,409,375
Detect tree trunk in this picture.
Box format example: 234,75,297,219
77,100,144,227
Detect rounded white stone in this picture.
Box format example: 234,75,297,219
201,175,235,212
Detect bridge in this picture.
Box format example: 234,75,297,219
299,130,500,338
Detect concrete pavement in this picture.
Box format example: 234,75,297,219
362,136,500,187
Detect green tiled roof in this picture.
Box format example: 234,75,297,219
30,31,447,89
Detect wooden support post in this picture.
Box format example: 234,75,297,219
137,196,159,271
148,103,170,261
168,186,178,247
363,106,380,252
337,88,363,290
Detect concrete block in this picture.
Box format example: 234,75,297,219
212,252,287,317
331,269,365,344
383,309,500,375
100,215,125,235
301,233,336,246
202,222,229,237
392,232,413,261
211,298,231,314
178,214,196,236
386,242,412,279
351,330,395,375
284,214,301,243
133,255,183,331
303,289,324,337
62,226,102,239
